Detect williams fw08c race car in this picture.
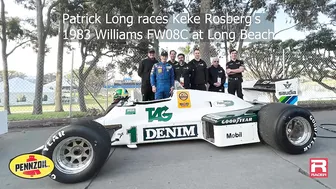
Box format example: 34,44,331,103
23,78,318,184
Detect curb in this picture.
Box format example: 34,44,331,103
8,116,100,129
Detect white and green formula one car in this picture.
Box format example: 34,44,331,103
29,78,318,183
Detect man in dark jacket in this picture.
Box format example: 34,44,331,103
226,49,245,99
137,49,159,101
189,48,208,90
167,50,178,65
173,53,192,89
208,57,226,92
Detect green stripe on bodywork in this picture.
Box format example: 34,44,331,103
202,104,264,125
279,96,290,103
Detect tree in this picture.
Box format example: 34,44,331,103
0,0,33,114
0,70,27,81
152,0,160,59
66,66,107,97
240,39,309,102
241,27,336,95
16,0,62,114
268,0,332,31
187,0,332,62
240,39,304,80
54,0,70,112
43,72,56,84
299,27,336,93
65,0,127,111
54,0,64,112
109,0,184,77
188,0,268,62
178,43,192,62
326,2,336,25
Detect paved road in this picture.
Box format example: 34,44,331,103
1,110,336,189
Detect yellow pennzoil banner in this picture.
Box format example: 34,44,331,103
9,153,54,179
177,91,191,108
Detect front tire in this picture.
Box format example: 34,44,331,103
258,103,318,154
42,125,110,183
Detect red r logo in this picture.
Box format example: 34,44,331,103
310,158,328,178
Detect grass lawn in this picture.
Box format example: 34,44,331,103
8,111,87,121
1,94,112,121
0,95,110,113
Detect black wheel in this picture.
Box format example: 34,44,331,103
258,103,318,154
42,125,111,183
71,120,111,145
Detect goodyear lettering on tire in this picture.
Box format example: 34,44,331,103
9,153,54,179
43,130,65,152
304,115,318,152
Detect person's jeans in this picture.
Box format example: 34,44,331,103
155,90,171,100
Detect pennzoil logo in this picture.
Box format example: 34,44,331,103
9,153,54,179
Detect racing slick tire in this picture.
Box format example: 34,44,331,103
258,103,317,154
71,120,111,145
41,124,111,183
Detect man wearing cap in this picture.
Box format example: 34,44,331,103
173,53,192,89
138,49,159,101
150,51,175,100
208,57,226,92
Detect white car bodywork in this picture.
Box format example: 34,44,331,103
30,78,300,157
93,78,299,149
94,89,261,148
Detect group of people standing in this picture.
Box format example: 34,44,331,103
137,48,245,101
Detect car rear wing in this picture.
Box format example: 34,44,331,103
243,78,299,105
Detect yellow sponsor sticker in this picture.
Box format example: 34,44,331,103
9,153,54,179
177,91,191,108
158,68,162,73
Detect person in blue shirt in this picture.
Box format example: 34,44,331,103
150,51,175,100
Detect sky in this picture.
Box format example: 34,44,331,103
0,1,334,81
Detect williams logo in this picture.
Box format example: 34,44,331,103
143,125,198,141
226,132,243,139
9,154,54,179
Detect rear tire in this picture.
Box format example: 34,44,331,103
42,125,110,183
258,103,317,154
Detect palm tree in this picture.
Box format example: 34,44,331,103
178,43,192,62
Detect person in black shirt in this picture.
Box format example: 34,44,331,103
189,48,208,91
226,49,245,99
167,50,178,65
208,57,226,92
137,48,159,101
173,53,192,89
